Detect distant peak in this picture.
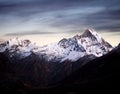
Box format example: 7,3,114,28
83,28,98,35
85,28,93,32
82,28,100,36
82,29,93,37
81,28,103,43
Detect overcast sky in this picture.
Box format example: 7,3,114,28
0,0,120,46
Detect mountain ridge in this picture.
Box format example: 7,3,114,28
0,42,119,93
0,28,113,62
0,29,119,93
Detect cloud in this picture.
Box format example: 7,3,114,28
0,0,120,35
84,9,120,31
4,31,56,36
0,0,98,16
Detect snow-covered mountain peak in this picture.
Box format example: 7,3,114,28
0,38,37,60
0,29,113,62
81,29,102,43
83,28,99,36
8,37,32,47
73,29,113,57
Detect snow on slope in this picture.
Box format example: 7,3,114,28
0,38,37,59
33,38,86,62
76,29,113,57
0,29,113,62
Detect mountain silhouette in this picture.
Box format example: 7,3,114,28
0,29,119,94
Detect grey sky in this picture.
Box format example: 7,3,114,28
0,0,120,45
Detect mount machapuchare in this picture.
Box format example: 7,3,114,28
0,29,119,94
0,29,113,62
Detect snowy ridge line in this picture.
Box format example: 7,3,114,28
0,29,113,62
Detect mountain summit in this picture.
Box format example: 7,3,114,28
0,29,115,88
0,29,113,62
75,29,113,57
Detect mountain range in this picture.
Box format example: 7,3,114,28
0,29,113,62
0,29,119,94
